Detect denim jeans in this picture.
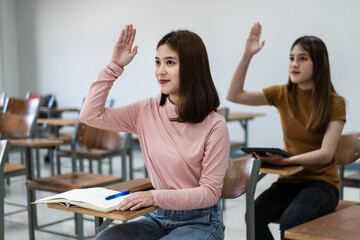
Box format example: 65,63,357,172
95,201,225,240
253,178,339,240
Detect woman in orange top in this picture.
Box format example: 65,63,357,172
227,22,346,240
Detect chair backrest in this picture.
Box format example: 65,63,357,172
221,156,260,199
217,107,229,121
3,97,41,115
221,156,261,240
335,132,360,165
0,140,11,240
0,112,36,138
75,122,124,151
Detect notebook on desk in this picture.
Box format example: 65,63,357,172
33,187,129,213
241,147,293,158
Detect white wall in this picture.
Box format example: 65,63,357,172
4,0,360,147
0,0,19,96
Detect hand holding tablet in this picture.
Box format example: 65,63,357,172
241,147,293,158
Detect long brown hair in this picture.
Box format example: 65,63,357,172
287,36,343,133
157,30,219,123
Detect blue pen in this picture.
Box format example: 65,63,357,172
105,190,131,200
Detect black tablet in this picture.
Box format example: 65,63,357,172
241,147,293,158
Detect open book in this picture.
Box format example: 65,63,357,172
33,187,130,213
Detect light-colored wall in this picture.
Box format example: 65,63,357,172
0,0,19,96
3,0,360,147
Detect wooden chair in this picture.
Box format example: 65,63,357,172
0,112,37,138
335,132,360,199
25,130,122,239
0,113,36,179
0,140,11,240
25,93,66,166
217,107,246,155
56,122,132,179
0,113,36,225
221,156,261,240
2,97,43,177
53,97,116,162
2,97,41,115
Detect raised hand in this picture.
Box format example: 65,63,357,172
111,24,138,68
245,22,265,56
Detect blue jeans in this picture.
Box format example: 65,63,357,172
253,178,339,240
95,201,225,240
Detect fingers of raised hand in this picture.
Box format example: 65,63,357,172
129,28,136,45
118,24,135,45
124,24,132,43
249,22,261,38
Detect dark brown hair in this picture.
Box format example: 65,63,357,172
157,30,219,123
287,36,344,132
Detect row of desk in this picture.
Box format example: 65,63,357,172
19,110,265,239
8,109,359,240
37,111,265,145
46,161,360,240
46,163,306,234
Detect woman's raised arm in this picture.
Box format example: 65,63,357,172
226,22,268,106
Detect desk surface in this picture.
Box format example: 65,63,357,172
9,138,64,148
260,163,304,176
285,205,360,240
37,118,79,126
40,106,79,113
235,155,305,176
47,178,158,222
227,112,265,122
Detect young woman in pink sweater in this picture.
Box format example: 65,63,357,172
80,24,230,240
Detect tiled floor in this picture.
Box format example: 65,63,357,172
3,149,360,240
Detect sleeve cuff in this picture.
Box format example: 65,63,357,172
105,61,125,77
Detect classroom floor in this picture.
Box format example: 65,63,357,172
3,148,360,240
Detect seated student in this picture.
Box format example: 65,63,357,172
79,24,230,240
226,22,346,240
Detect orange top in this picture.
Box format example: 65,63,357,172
263,85,346,189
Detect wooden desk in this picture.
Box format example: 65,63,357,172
40,107,80,119
285,205,360,240
227,112,266,122
258,162,304,182
227,112,265,147
260,163,304,176
40,106,79,113
37,118,78,142
35,119,78,176
9,138,64,240
37,118,78,126
47,178,158,234
9,138,64,148
9,138,64,179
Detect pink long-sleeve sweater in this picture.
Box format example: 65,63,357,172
79,61,230,210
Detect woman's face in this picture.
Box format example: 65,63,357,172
289,44,314,89
155,44,180,104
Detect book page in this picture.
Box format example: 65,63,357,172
34,187,130,212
